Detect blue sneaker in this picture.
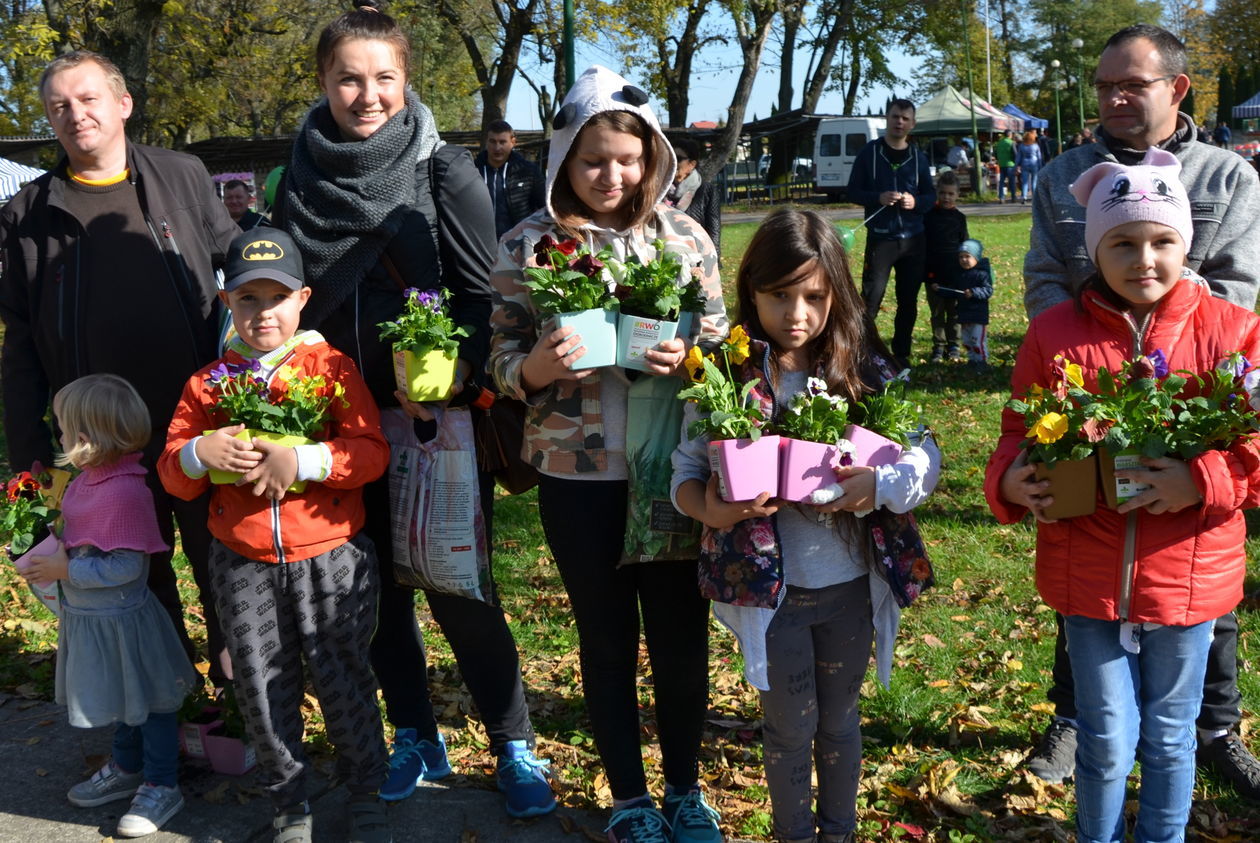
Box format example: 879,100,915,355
495,740,556,818
661,786,723,843
606,797,670,843
380,728,451,802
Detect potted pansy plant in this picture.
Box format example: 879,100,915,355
677,326,780,502
522,235,619,369
205,359,348,493
608,240,693,372
3,469,67,615
378,287,470,402
1006,354,1099,519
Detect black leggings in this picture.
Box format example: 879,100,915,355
366,470,535,753
538,475,711,800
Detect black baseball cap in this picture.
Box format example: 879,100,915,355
223,229,305,292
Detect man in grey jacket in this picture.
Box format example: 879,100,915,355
1022,24,1260,797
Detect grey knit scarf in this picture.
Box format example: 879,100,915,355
285,89,442,327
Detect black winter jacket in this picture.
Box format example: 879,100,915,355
279,144,496,409
473,149,545,238
0,144,239,470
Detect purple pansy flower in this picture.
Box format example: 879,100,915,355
1149,349,1169,379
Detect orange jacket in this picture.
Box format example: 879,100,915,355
985,277,1260,626
159,332,387,563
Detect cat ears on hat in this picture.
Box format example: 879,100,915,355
1069,147,1182,207
552,85,649,130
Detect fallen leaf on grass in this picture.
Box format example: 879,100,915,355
893,821,927,838
921,634,945,648
35,767,47,776
202,781,231,804
459,830,478,843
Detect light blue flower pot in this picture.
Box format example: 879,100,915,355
553,308,618,369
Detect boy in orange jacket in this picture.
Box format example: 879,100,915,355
158,229,391,841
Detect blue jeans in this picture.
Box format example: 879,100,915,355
1021,164,1039,199
1065,616,1213,843
998,166,1016,200
113,710,180,787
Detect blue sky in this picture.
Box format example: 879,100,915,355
504,35,921,130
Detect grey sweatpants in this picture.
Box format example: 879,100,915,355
209,533,387,809
760,577,873,841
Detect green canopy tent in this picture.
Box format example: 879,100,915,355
912,86,1024,135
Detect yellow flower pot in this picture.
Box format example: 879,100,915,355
206,429,314,493
394,347,457,403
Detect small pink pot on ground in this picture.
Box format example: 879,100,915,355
707,435,781,502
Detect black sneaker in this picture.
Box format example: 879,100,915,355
606,798,670,843
1199,732,1260,800
929,348,945,363
1027,718,1077,784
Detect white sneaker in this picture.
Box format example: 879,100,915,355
116,783,184,838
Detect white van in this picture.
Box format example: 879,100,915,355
814,116,886,200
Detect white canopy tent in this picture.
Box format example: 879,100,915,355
0,157,46,203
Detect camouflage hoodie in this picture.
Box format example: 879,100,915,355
488,66,727,474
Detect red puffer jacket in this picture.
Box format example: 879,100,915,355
985,276,1260,626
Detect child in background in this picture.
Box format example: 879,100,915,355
933,239,993,367
23,374,197,838
673,209,940,843
923,171,969,362
159,229,392,843
986,149,1260,843
488,65,727,843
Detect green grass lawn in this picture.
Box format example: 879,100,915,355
3,210,1259,841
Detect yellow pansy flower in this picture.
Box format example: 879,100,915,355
276,365,299,383
684,345,707,383
725,325,751,365
1064,362,1084,388
1029,412,1068,444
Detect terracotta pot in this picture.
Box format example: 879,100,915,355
707,435,781,502
1033,455,1098,520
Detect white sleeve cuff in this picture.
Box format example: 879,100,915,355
294,443,333,483
873,432,942,513
181,437,209,478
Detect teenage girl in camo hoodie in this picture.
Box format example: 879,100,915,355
488,65,727,843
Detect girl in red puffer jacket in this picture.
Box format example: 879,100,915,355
986,148,1260,843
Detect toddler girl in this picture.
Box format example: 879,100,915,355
23,374,197,838
987,149,1260,842
672,208,940,843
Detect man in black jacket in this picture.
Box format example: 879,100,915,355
474,120,545,240
0,51,239,686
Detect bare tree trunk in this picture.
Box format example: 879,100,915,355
843,44,861,114
700,0,780,183
44,0,165,140
439,0,540,133
656,0,716,127
801,0,855,113
777,0,805,113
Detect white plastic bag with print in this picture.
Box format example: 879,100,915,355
382,407,491,603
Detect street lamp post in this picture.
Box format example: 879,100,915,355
1050,59,1063,155
1071,38,1086,132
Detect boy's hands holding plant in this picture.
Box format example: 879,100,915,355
195,424,263,475
241,438,299,501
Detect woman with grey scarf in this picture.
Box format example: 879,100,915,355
274,1,554,833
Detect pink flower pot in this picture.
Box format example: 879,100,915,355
778,438,846,503
707,435,780,502
204,729,256,776
179,709,223,760
843,424,904,467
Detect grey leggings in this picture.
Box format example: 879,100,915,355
760,577,873,841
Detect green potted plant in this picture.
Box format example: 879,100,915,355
378,287,470,402
179,685,255,775
204,359,348,493
609,241,690,372
771,378,856,503
1005,354,1098,519
3,470,65,615
522,235,619,369
677,326,777,501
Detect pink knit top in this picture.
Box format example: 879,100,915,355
61,453,170,553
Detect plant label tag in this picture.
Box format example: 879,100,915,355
1112,453,1151,505
708,444,730,500
624,319,665,362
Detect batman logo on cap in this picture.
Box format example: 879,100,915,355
241,240,284,261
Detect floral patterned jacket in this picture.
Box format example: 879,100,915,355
695,336,910,609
